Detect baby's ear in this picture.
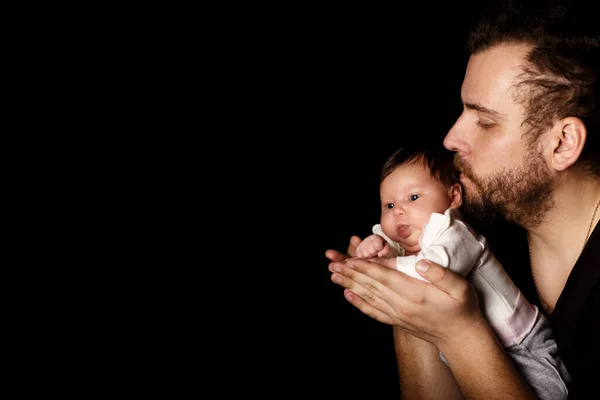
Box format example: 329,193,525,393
449,183,463,208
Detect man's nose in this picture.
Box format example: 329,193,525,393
443,114,470,154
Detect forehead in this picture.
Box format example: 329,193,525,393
381,162,438,190
462,44,531,115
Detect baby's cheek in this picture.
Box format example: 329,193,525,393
380,219,396,238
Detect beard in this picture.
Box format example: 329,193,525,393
454,152,554,228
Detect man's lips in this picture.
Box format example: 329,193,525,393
396,224,411,239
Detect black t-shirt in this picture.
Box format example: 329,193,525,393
549,222,600,398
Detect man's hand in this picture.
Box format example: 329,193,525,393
325,235,362,262
328,257,483,347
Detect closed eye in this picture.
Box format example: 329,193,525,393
477,120,494,129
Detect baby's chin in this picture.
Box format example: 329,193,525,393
392,239,421,255
384,228,422,254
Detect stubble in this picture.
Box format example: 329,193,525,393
454,152,554,229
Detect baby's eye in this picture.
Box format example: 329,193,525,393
386,203,395,209
409,194,419,201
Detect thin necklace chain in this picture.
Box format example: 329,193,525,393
529,197,600,314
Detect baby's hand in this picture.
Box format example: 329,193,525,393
355,234,392,258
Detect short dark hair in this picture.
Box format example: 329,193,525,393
381,145,460,187
467,0,600,175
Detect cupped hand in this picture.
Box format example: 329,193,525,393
325,235,362,262
328,257,484,347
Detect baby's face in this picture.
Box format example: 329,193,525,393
379,163,453,254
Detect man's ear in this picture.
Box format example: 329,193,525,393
549,117,586,171
449,183,463,208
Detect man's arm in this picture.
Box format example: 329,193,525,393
328,258,537,399
436,315,535,399
394,327,464,399
328,236,466,399
327,237,459,398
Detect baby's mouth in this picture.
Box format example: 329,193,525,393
396,224,411,239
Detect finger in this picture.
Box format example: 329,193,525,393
377,242,389,258
415,260,471,300
344,258,398,288
384,257,397,270
329,261,400,317
346,235,362,257
336,258,427,306
344,258,431,305
342,289,394,325
325,249,346,262
355,247,367,258
334,259,388,298
363,245,375,258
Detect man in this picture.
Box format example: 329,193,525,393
327,1,599,398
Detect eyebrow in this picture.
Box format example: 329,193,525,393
464,102,507,120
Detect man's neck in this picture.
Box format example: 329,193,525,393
527,173,600,272
525,171,600,312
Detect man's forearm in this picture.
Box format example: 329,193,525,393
394,327,464,400
438,319,536,399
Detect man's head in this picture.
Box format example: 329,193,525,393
443,0,600,227
378,146,462,253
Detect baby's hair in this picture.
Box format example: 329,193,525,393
380,145,460,187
